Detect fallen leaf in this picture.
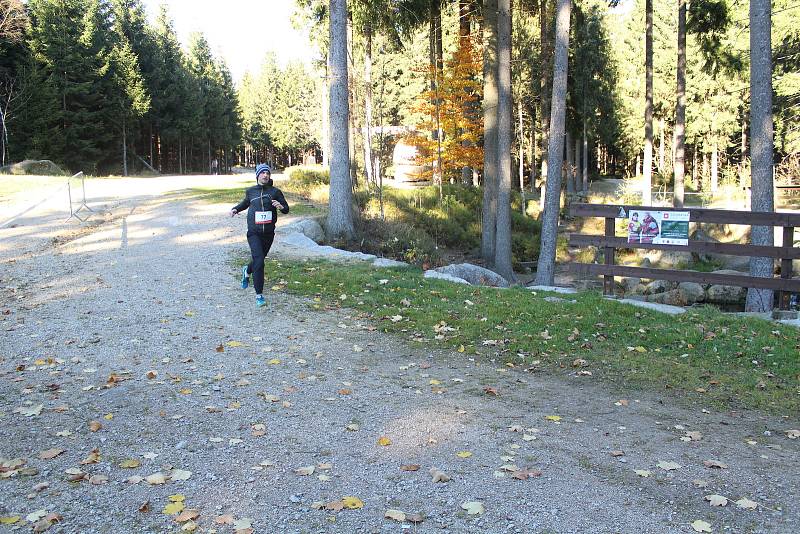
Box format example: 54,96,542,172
32,513,61,533
170,469,192,480
294,466,315,476
785,429,800,439
691,520,712,532
657,461,681,471
634,470,651,477
146,472,167,485
14,404,44,417
703,460,728,469
338,388,352,395
89,474,109,485
341,496,364,510
214,514,234,524
610,450,625,457
163,501,185,515
511,469,542,480
181,521,198,532
345,423,360,431
400,464,420,471
461,501,484,515
483,386,499,396
406,513,424,523
169,494,186,502
80,448,101,464
544,415,562,422
705,494,728,507
39,448,65,460
89,421,102,432
138,501,150,513
175,509,200,522
0,516,21,525
377,436,392,446
119,459,141,469
385,509,406,522
456,451,473,458
735,498,758,510
508,425,524,432
227,341,243,347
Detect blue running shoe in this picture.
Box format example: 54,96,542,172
255,295,266,307
241,266,249,289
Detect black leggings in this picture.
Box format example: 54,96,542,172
246,230,275,294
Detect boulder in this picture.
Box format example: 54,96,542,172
433,263,510,288
424,270,470,285
646,289,686,306
279,218,325,243
706,284,747,305
616,276,642,295
643,279,677,295
638,249,693,269
690,228,751,271
677,281,705,304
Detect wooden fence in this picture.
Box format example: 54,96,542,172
568,203,800,310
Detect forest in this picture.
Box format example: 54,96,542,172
1,0,798,312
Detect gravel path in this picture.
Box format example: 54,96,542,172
1,180,798,533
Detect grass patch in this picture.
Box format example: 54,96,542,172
256,258,800,415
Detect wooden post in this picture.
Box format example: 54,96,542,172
604,216,615,296
780,226,794,310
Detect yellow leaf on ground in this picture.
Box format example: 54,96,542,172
0,517,20,525
456,451,473,458
378,436,392,446
341,496,364,510
169,494,186,502
544,415,562,422
268,359,281,365
104,413,113,420
227,341,243,347
163,501,185,515
429,379,441,385
119,459,140,469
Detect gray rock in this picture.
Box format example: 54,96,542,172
616,277,642,295
434,263,510,287
639,249,692,269
643,279,676,295
279,218,325,243
707,284,747,304
423,270,471,285
677,281,705,304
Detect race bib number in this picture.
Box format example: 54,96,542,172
254,211,273,224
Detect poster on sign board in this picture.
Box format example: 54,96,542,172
626,210,690,245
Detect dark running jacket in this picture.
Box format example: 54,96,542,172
232,184,289,233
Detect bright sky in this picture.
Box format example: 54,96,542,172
141,0,317,84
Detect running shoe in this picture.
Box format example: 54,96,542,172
241,265,249,289
255,295,266,307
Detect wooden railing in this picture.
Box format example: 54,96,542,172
568,203,800,310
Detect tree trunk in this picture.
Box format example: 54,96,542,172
534,0,571,286
643,0,653,205
518,97,525,212
178,137,182,174
691,145,697,189
539,0,551,208
658,118,665,174
574,134,581,193
327,0,355,240
494,0,514,279
481,0,499,264
710,141,718,193
673,0,686,208
121,119,128,177
529,106,536,192
582,121,588,191
565,130,574,194
739,116,747,189
745,0,775,312
363,27,374,186
322,56,330,168
460,0,474,185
